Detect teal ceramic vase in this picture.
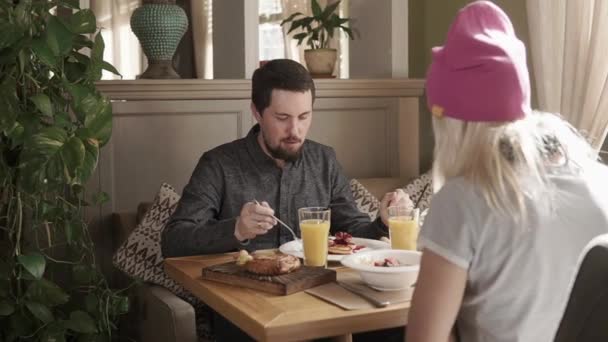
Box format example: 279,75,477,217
130,0,188,79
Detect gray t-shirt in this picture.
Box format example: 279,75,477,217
162,124,388,257
419,164,608,342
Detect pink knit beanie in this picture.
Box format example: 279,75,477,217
426,1,531,122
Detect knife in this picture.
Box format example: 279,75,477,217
336,281,390,308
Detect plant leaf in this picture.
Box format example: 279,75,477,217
84,294,98,314
311,0,322,17
73,34,94,50
83,96,112,146
47,16,74,56
72,264,96,285
68,9,96,34
101,61,121,77
65,311,98,334
31,38,59,67
26,279,70,307
0,300,15,316
60,136,85,175
58,0,80,9
26,301,54,323
340,25,354,39
320,0,340,20
40,323,67,342
14,1,31,29
0,22,22,49
86,32,105,82
92,191,109,206
10,310,36,336
113,295,130,315
17,252,46,279
30,94,54,117
76,138,99,183
26,127,69,159
280,12,303,26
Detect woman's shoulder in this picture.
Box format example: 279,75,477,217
431,177,487,214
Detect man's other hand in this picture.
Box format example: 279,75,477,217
378,189,414,226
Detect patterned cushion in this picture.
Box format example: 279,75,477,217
350,179,380,220
113,183,186,295
112,183,213,341
402,172,433,212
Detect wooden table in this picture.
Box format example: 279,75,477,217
164,253,410,342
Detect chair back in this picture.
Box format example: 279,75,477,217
554,235,608,342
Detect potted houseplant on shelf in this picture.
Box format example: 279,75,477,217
281,0,355,77
0,1,128,341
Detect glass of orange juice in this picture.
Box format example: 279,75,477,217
298,207,331,267
388,206,419,250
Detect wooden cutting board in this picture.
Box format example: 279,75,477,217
201,261,336,295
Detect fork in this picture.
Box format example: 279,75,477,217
253,199,300,242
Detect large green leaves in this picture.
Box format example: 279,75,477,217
0,77,19,132
26,301,54,323
0,22,23,50
31,16,75,68
65,311,97,334
61,136,86,177
31,37,59,67
67,9,96,34
1,2,124,340
75,138,99,184
26,279,70,307
17,252,46,279
30,93,54,117
47,16,74,57
19,127,91,190
66,84,112,146
86,32,105,82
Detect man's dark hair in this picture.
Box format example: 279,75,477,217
251,59,316,115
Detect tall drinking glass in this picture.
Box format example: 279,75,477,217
388,206,419,250
298,207,331,267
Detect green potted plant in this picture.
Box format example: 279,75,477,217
281,0,355,77
0,1,128,340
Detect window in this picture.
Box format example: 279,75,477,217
259,0,286,62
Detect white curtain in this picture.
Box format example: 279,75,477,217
527,0,608,151
191,0,213,79
280,0,309,63
91,0,145,80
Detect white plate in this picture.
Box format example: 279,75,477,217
279,237,390,262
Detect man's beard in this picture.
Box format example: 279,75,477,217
262,133,302,163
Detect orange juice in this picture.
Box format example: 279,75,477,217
388,216,418,250
300,219,331,267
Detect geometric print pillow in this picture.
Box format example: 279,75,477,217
112,183,214,341
112,183,188,297
350,179,380,221
402,171,433,212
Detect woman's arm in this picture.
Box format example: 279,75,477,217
406,248,468,342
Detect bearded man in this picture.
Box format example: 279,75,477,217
162,59,405,257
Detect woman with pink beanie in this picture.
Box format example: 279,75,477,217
406,1,608,342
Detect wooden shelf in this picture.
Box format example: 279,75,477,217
96,78,426,101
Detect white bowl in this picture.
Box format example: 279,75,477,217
341,249,421,291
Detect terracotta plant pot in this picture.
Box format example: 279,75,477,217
304,48,337,77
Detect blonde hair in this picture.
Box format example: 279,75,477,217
432,111,597,221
